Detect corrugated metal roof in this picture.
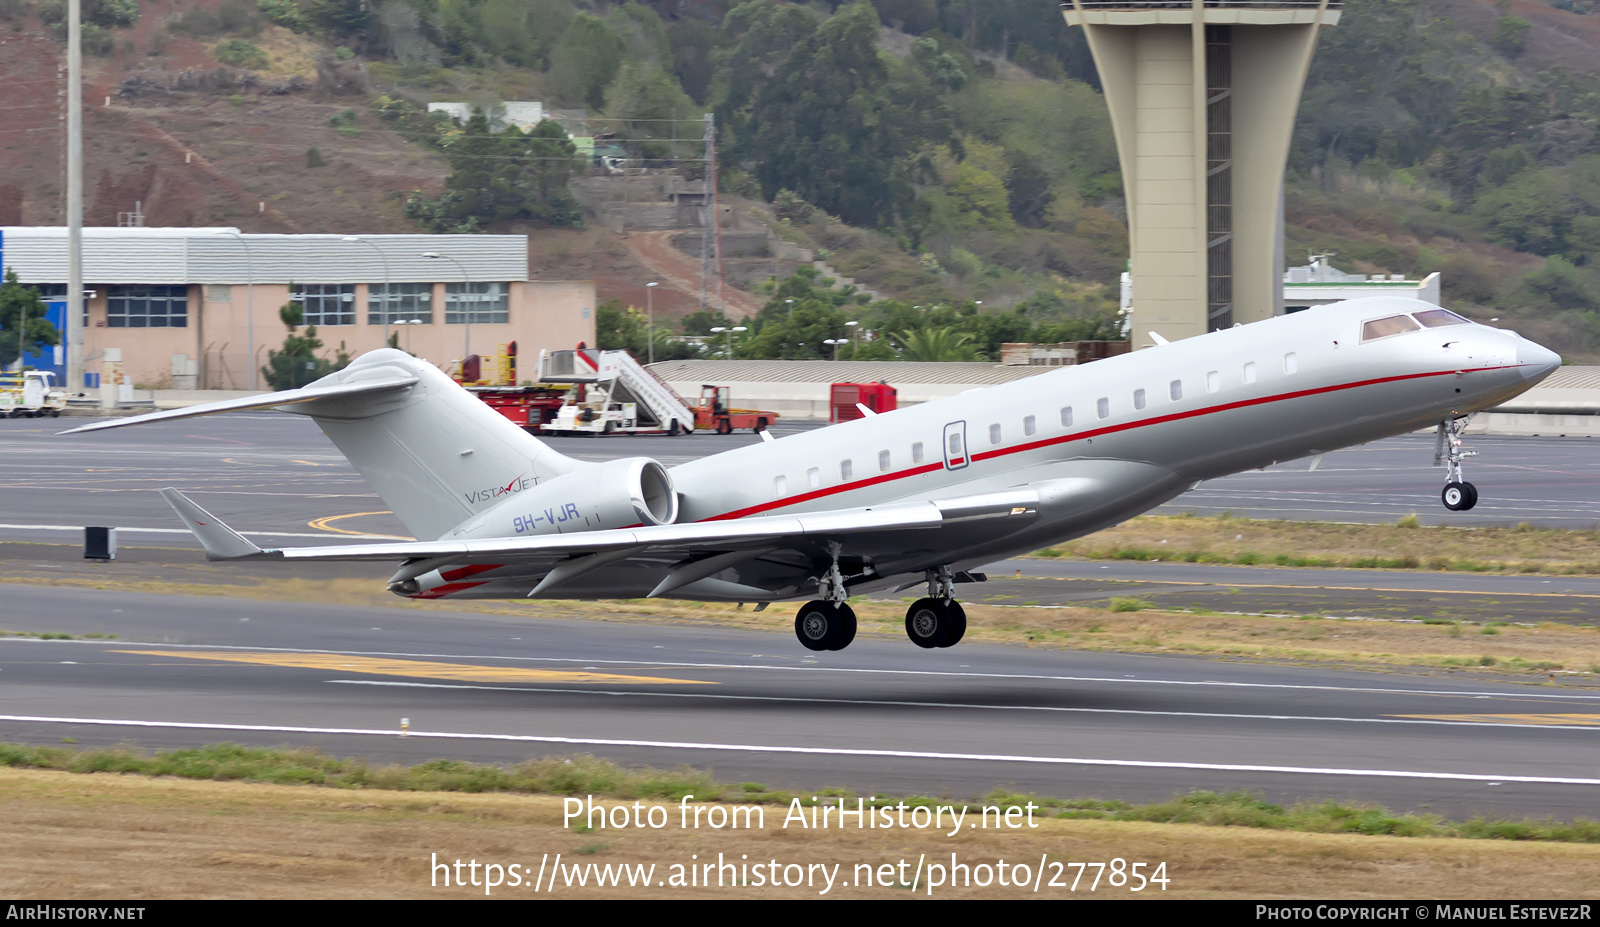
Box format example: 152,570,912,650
1540,367,1600,390
646,359,1058,386
0,227,528,285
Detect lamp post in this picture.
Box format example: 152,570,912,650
824,338,847,361
646,281,659,365
709,325,746,359
398,318,422,353
344,236,391,350
421,251,471,358
784,298,794,317
221,230,255,390
845,319,858,359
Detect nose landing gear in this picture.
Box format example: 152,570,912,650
1435,416,1479,512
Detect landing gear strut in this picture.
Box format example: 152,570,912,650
1435,416,1478,512
904,566,966,649
793,545,857,651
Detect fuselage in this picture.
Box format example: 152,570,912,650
421,297,1559,600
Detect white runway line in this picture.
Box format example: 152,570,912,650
3,713,1597,786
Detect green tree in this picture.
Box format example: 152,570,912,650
0,269,58,371
1491,16,1530,57
261,301,350,390
549,12,626,110
407,112,583,230
892,325,975,361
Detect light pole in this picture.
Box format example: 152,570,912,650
345,236,391,350
422,251,471,359
221,230,255,390
784,298,794,317
398,318,422,353
845,319,858,359
709,325,746,359
824,338,847,360
646,281,658,365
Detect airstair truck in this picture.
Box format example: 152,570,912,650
536,347,697,435
0,371,68,418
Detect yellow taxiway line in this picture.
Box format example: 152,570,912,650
306,511,414,541
115,650,714,686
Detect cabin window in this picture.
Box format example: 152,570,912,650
878,450,891,472
948,432,963,457
1283,352,1298,374
807,467,821,489
840,460,852,480
912,442,925,464
1414,309,1469,329
773,475,787,498
1097,397,1110,419
1243,362,1257,384
1133,388,1146,411
1060,406,1073,427
1206,370,1220,393
1170,380,1182,401
989,423,1002,445
1361,315,1422,341
1023,415,1036,437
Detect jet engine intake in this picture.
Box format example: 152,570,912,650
449,456,678,539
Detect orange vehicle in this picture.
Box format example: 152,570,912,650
693,385,777,435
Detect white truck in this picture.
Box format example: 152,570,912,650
1,371,69,418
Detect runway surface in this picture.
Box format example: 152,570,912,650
3,582,1598,819
2,415,1598,550
2,412,1597,818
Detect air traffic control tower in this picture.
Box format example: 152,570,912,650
1061,1,1341,344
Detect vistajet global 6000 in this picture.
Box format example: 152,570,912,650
65,297,1559,652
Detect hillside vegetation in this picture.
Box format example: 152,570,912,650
8,0,1600,359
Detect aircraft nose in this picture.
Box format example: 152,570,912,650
1516,339,1561,382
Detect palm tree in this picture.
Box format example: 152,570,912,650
892,326,976,362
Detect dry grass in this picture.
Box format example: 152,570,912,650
5,767,1600,899
1042,514,1600,574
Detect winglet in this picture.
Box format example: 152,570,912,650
158,488,272,560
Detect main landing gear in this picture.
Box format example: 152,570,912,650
904,566,966,649
793,550,856,651
1435,415,1479,512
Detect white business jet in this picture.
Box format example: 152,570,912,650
64,297,1559,652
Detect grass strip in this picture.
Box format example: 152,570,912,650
1034,512,1600,575
5,741,1598,844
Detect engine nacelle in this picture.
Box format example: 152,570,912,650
447,456,677,540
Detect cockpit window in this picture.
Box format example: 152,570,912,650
1361,315,1421,341
1413,309,1470,328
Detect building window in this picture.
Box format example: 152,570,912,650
840,459,853,480
292,283,355,326
1060,406,1073,428
912,442,924,464
878,450,891,472
107,285,187,328
445,282,509,324
1023,415,1036,437
368,283,433,325
1097,397,1109,419
1133,388,1146,411
1170,380,1182,401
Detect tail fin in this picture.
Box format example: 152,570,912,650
74,349,582,542
160,488,268,560
284,350,581,540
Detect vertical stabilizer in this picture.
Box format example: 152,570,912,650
293,350,581,540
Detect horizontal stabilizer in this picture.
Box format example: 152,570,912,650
158,488,267,561
58,376,419,435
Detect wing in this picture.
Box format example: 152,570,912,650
160,488,1040,601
